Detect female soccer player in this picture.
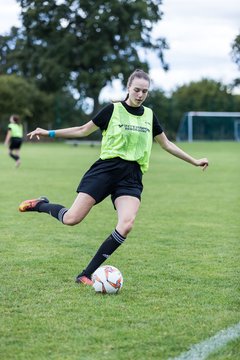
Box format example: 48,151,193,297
19,69,209,285
4,114,23,167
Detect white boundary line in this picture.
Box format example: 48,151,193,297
169,322,240,360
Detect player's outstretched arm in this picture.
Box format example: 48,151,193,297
155,132,209,171
28,120,98,140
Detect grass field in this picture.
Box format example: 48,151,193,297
0,141,239,360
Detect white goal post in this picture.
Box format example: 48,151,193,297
176,111,240,142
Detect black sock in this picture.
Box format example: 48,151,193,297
37,202,68,223
79,229,126,279
10,153,19,161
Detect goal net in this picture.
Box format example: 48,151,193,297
176,112,240,141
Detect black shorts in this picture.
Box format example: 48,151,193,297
9,137,23,150
77,157,143,205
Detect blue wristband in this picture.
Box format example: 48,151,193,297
48,130,56,138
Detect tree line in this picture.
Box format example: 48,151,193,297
0,0,239,140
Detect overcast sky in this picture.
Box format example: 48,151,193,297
0,0,239,98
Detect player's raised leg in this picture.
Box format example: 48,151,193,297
62,192,96,225
19,192,96,225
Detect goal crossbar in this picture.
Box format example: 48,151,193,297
178,112,240,142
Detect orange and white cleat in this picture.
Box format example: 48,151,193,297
19,196,49,212
75,275,93,286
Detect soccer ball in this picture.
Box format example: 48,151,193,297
92,265,123,294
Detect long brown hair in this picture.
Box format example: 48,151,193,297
112,69,151,103
124,69,150,101
10,115,21,124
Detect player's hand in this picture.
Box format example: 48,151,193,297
27,127,48,140
195,158,209,171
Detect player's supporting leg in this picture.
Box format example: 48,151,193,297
14,149,21,167
19,193,95,225
76,196,140,284
9,150,19,162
